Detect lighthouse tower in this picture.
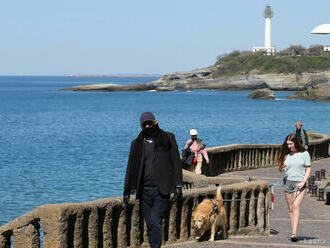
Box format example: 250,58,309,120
253,6,276,55
264,6,273,48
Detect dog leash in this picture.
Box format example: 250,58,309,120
213,196,267,202
269,182,306,210
209,199,219,216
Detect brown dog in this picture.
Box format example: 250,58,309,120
192,185,227,241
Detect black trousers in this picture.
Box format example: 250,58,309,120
141,189,170,248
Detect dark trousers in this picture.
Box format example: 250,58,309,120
141,189,170,248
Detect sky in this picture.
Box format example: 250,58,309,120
0,0,329,76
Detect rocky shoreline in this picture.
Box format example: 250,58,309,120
60,68,330,101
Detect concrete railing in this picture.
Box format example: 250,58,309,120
0,181,269,248
202,131,329,176
2,131,328,247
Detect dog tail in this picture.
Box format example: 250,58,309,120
216,185,223,202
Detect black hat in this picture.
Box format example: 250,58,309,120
140,112,155,125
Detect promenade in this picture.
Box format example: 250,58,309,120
168,157,330,248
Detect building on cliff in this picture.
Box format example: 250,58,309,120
253,5,276,56
311,24,330,52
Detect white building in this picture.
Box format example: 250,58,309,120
253,6,276,55
311,24,330,52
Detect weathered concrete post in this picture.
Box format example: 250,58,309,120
248,190,256,227
229,190,238,234
167,201,178,243
239,190,247,229
130,202,141,248
13,224,40,248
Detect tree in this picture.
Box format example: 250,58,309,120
279,45,307,56
308,45,323,56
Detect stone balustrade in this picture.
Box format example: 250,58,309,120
0,181,269,248
1,131,328,248
202,131,329,176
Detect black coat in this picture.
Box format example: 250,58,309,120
123,130,183,199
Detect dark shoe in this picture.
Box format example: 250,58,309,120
290,234,298,242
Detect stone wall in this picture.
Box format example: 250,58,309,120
0,181,269,248
201,131,329,176
1,131,328,248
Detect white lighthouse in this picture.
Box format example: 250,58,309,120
253,6,276,55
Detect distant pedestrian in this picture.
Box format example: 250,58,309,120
294,121,309,149
123,112,183,248
183,129,209,175
278,134,311,242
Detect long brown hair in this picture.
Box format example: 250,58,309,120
278,134,306,165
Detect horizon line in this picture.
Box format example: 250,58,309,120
0,73,164,78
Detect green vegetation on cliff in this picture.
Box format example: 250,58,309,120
213,48,330,77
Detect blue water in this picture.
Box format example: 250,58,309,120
0,76,329,226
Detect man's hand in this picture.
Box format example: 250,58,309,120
123,194,130,207
173,186,183,201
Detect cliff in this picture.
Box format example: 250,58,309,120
289,81,330,101
61,69,330,94
61,51,330,101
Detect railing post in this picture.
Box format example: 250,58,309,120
179,197,190,241
189,197,200,240
258,149,262,167
248,190,256,228
72,210,83,248
238,149,242,169
264,188,270,235
88,208,100,247
13,223,40,248
168,200,179,243
229,190,238,234
117,207,127,248
239,190,247,230
141,221,149,247
130,202,141,248
38,205,68,248
0,234,10,248
257,190,265,231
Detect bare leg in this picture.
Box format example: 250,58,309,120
284,193,294,233
195,153,203,175
292,189,306,236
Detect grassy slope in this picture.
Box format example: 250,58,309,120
212,51,330,77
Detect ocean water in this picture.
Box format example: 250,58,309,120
0,76,329,226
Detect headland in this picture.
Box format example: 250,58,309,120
61,50,330,101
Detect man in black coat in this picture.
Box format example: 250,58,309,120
123,112,183,248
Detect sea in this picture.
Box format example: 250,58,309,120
0,76,329,226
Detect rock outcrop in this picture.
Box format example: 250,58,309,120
61,68,330,97
289,81,330,101
248,88,275,99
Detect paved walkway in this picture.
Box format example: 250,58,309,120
167,157,330,248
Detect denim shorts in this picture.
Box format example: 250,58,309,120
283,179,306,194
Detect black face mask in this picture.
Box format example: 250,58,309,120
142,124,160,137
191,136,197,140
